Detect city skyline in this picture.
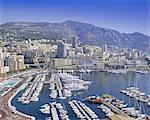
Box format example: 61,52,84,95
0,0,150,120
0,0,150,35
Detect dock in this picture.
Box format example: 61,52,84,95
49,74,64,99
102,101,137,120
18,74,46,103
50,104,59,120
102,101,129,117
69,100,99,120
39,102,69,120
109,114,136,120
25,82,38,101
73,101,92,120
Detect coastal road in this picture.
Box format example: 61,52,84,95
0,82,31,120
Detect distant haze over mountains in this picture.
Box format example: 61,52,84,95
0,20,150,51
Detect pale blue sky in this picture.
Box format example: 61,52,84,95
0,0,150,35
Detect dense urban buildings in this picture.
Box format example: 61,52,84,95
0,0,150,119
0,36,149,78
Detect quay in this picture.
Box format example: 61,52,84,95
8,83,35,120
24,82,38,102
0,79,35,120
18,74,46,103
69,100,99,120
0,70,40,120
49,74,64,99
73,101,92,120
102,101,136,120
84,95,137,120
40,102,69,120
50,104,59,120
102,101,129,117
109,114,135,120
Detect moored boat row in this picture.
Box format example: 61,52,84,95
69,100,99,120
78,69,92,73
84,94,149,119
49,73,92,99
39,102,69,120
98,104,114,117
120,87,150,106
17,74,46,104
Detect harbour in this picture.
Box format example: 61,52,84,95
39,102,69,120
11,71,150,120
17,74,46,104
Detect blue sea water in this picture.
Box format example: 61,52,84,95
11,71,150,120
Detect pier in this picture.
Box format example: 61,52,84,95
25,82,38,102
101,101,137,120
109,114,135,120
102,101,129,117
18,74,46,103
7,81,36,120
50,104,59,120
49,74,64,99
49,73,91,99
73,101,92,120
69,100,99,120
40,102,69,120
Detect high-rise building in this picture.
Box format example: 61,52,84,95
102,44,108,53
72,37,77,48
17,55,25,70
0,47,4,73
5,54,18,72
56,42,67,58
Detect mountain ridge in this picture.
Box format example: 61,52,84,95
0,20,150,51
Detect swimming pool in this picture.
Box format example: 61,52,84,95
0,79,21,88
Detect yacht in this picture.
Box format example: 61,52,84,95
79,69,86,73
147,102,150,106
136,70,149,74
22,100,30,104
39,105,50,114
50,90,57,99
45,117,51,120
117,103,128,108
86,69,92,73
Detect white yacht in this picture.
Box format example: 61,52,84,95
79,69,86,73
39,105,50,114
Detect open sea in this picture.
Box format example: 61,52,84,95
11,71,150,120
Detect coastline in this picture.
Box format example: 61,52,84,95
8,83,36,120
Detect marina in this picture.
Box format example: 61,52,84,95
49,73,92,99
69,100,99,120
39,102,69,120
85,94,149,119
0,1,150,119
121,87,150,106
11,71,150,120
107,69,127,74
17,74,46,104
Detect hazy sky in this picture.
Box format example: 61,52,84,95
0,0,150,35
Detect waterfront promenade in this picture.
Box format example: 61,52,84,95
0,82,31,120
8,82,35,120
0,70,40,120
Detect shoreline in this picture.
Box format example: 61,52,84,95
8,83,36,120
6,71,150,120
